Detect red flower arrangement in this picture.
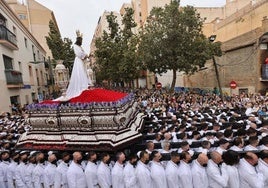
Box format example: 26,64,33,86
70,88,127,103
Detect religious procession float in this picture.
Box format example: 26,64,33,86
16,88,145,151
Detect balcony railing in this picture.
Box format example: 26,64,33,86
5,69,23,87
0,25,18,50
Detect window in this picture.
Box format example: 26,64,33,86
12,26,16,35
29,66,32,76
37,50,40,60
40,70,43,85
32,45,36,61
18,61,22,72
36,69,40,86
24,37,27,48
3,55,13,70
0,13,6,26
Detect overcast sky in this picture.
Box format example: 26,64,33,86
34,0,226,52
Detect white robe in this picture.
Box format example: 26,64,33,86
97,162,112,188
111,161,124,188
222,163,239,188
15,162,28,188
238,158,264,188
65,44,91,98
32,163,46,188
150,161,167,188
85,161,98,188
6,160,17,188
66,161,87,188
191,160,208,188
54,161,69,188
123,162,138,188
257,159,268,188
207,160,228,188
0,161,10,188
135,161,152,188
25,163,36,188
165,160,180,188
44,162,57,188
178,161,193,188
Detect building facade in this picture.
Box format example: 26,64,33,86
184,0,268,95
0,0,47,112
6,0,59,59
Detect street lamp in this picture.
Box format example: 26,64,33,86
209,35,223,101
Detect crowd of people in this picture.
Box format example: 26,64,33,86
0,89,268,187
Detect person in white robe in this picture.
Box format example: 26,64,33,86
54,152,70,188
44,153,57,188
97,153,112,188
0,151,10,188
191,153,209,188
257,150,268,188
85,151,99,188
25,151,37,188
65,31,92,99
238,151,264,188
207,151,228,188
135,151,152,188
15,151,30,188
6,151,19,188
112,152,125,188
67,152,87,188
150,151,167,188
222,150,240,188
165,151,180,188
123,153,138,188
32,152,46,188
178,151,193,188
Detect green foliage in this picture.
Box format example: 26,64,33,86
138,0,222,91
46,20,75,74
94,8,140,85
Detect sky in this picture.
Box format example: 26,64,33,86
33,0,226,52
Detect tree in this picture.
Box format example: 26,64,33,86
94,8,140,86
46,20,75,74
138,0,222,91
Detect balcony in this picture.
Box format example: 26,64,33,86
0,25,18,50
5,70,23,88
